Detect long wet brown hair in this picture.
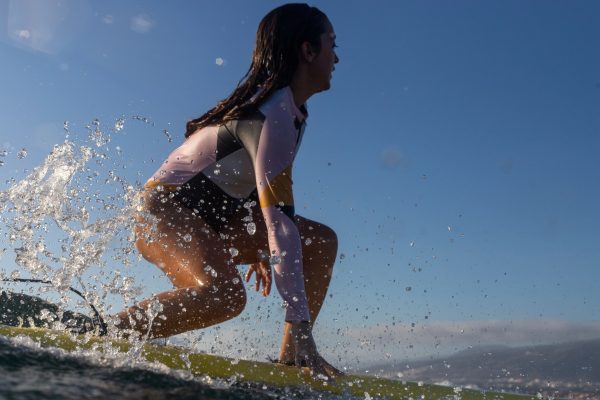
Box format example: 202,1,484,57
184,3,329,138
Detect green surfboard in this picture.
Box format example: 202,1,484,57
0,290,533,399
0,324,535,399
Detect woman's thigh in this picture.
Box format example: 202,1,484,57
224,208,337,265
135,191,242,289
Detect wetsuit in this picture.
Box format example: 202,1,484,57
146,86,310,323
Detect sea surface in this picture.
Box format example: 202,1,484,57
0,335,345,400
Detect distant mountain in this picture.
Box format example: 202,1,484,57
366,339,600,399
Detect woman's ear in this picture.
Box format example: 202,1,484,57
299,41,317,63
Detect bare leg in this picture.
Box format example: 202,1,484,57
115,192,246,339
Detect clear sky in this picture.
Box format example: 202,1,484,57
0,0,599,368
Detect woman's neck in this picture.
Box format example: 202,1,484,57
289,70,314,109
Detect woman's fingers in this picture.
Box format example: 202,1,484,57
304,356,335,380
294,348,332,379
261,265,272,296
245,263,271,296
263,275,271,296
319,355,344,376
256,261,271,297
245,264,261,292
245,265,255,283
288,322,341,380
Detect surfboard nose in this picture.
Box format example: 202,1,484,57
0,290,104,335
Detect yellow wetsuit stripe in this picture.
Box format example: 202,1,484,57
258,166,293,209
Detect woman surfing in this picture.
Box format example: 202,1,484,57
116,3,341,379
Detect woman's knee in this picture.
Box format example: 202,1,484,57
180,280,246,321
209,277,247,318
319,223,338,250
309,222,338,257
224,280,247,318
297,216,337,247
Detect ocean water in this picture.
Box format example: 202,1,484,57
0,335,344,400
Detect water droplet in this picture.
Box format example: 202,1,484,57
246,222,256,235
304,238,312,245
228,247,239,257
17,148,28,159
0,160,4,167
89,126,110,147
339,253,345,260
292,296,298,302
215,57,225,66
0,150,8,157
405,286,412,292
114,118,125,131
183,233,192,242
269,255,281,265
232,277,240,284
132,115,153,125
163,129,172,143
409,241,415,247
213,169,220,175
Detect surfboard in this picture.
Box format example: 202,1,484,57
0,324,535,399
0,290,532,399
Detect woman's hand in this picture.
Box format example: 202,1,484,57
245,260,272,297
289,321,343,379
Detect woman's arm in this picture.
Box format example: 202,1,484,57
253,113,310,323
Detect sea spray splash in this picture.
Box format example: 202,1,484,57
3,142,95,285
0,118,150,334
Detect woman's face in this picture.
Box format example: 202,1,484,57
309,20,339,92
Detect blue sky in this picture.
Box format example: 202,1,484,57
1,0,599,367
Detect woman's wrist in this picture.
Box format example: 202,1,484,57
287,320,310,334
286,320,310,326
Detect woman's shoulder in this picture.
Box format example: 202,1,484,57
258,86,306,124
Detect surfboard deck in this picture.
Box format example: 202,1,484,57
0,324,533,399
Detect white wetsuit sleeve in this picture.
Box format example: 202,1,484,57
254,114,310,322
